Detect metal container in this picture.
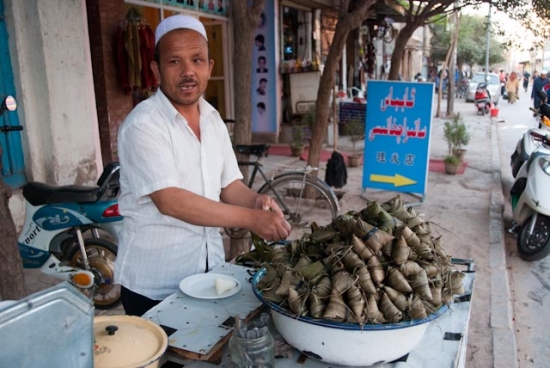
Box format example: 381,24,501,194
252,268,448,367
0,282,95,367
93,315,168,368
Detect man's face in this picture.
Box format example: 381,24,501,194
258,58,266,68
151,29,213,112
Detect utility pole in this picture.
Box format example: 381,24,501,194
484,2,491,79
447,2,460,116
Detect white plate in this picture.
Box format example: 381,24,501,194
179,273,241,299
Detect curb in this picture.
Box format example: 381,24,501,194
489,122,519,368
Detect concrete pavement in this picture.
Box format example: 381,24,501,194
16,95,512,367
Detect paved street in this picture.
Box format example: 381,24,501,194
495,86,550,368
13,85,550,367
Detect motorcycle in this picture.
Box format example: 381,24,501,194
474,83,492,115
510,90,550,177
1,95,123,309
509,130,550,261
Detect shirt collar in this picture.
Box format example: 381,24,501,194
154,88,220,124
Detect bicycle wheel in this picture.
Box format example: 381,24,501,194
258,173,339,240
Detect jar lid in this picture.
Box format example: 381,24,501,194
93,315,168,368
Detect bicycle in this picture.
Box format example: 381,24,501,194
224,142,340,241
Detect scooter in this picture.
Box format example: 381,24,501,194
510,90,550,177
509,130,550,261
1,95,123,308
474,83,492,115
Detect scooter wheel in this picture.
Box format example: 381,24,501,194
68,238,121,309
517,215,550,261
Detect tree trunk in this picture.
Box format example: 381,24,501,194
227,0,265,260
0,146,27,301
307,0,377,175
388,23,418,81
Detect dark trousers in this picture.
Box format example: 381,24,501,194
121,286,162,316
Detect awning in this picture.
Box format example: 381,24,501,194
285,0,405,22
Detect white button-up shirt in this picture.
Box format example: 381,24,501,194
115,89,243,300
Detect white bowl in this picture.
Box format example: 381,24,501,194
252,268,448,367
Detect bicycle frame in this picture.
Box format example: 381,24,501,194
237,154,339,219
237,157,296,214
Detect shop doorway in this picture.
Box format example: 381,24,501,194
203,21,229,119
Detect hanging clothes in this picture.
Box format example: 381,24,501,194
115,9,157,97
125,21,142,90
139,24,157,90
115,25,130,94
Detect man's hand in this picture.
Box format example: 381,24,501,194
255,195,284,217
253,195,291,241
250,209,291,242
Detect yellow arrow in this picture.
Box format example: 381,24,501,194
370,173,417,187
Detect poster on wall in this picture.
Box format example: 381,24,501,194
164,0,227,16
251,0,276,133
362,80,434,200
199,0,227,16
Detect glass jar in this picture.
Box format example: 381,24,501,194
228,329,275,368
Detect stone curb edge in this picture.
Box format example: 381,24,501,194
490,122,519,368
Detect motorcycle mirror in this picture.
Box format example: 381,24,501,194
0,95,17,114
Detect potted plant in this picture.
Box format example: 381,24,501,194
443,113,470,174
290,109,314,156
346,117,365,167
290,122,305,156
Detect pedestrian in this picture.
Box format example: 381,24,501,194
531,70,549,109
506,71,519,104
523,71,530,92
115,15,291,317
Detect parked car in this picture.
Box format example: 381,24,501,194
465,72,501,105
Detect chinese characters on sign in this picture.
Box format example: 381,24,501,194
362,81,434,197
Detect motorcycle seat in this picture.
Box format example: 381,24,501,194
23,182,102,206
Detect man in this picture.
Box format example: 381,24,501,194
531,70,549,110
255,34,266,51
115,15,291,316
257,102,266,115
256,56,268,73
523,71,531,93
257,78,267,95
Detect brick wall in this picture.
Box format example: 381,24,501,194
86,0,133,165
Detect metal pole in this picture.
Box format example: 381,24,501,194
484,2,491,80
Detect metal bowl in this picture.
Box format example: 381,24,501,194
251,267,448,366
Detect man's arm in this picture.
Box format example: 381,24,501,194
150,186,290,241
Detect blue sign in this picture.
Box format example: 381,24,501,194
362,81,433,197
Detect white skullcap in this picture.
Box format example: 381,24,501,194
155,15,208,45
